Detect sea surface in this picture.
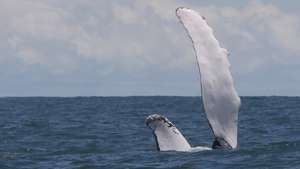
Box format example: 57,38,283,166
0,96,299,169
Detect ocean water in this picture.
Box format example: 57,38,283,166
0,96,299,169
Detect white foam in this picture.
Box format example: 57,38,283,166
187,146,212,152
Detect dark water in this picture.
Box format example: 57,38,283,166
0,97,299,169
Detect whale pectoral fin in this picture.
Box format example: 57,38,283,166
146,114,191,152
176,7,240,149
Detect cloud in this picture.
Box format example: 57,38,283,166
1,0,300,95
0,0,195,74
243,1,300,55
193,1,300,73
3,0,299,73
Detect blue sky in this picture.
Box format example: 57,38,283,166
1,0,300,96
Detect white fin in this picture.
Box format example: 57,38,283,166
176,7,241,149
146,114,191,151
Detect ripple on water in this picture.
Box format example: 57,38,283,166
0,97,299,168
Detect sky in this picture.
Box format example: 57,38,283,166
1,0,300,96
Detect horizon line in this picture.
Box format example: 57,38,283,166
0,95,299,98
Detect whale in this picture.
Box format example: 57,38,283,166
146,114,191,151
146,7,241,151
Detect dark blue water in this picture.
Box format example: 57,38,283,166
0,97,299,169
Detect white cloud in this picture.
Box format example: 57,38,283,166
112,3,140,24
1,0,300,76
243,1,300,55
0,0,192,74
192,1,300,73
